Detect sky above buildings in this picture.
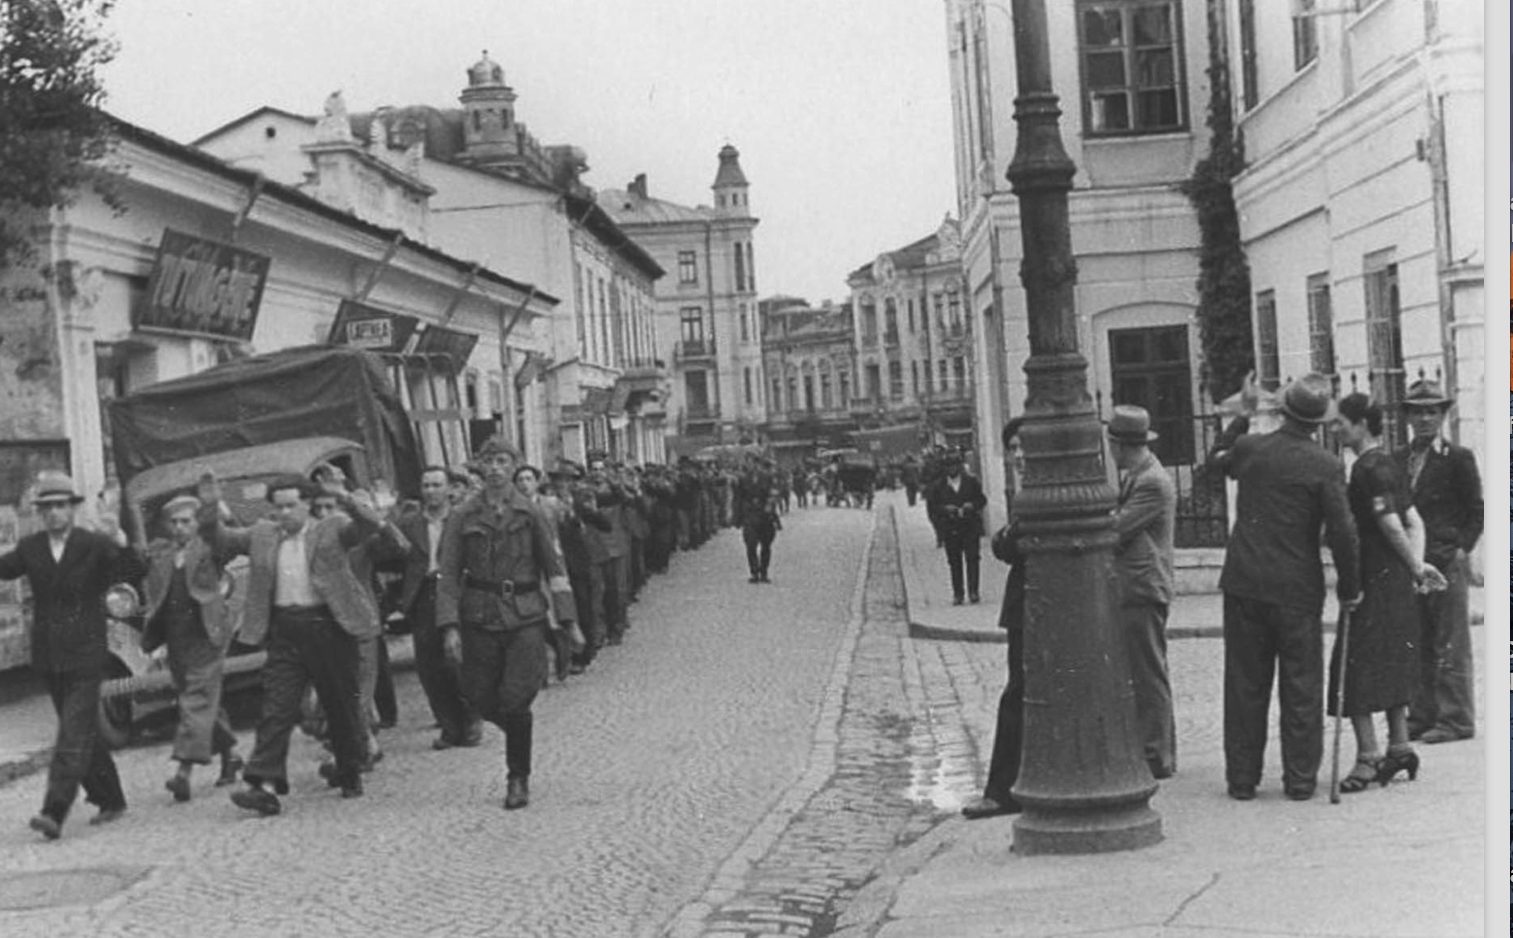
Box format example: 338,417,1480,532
99,0,960,305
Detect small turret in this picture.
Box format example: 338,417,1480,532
711,143,750,217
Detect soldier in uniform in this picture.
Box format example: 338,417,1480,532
437,437,576,810
737,458,781,583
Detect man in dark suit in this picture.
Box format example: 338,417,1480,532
136,494,243,802
925,451,988,605
1395,379,1482,744
393,466,480,750
736,458,781,584
199,472,387,815
1108,406,1178,780
1209,375,1360,802
1,471,137,840
962,419,1027,820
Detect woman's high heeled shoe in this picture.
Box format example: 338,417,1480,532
1338,757,1381,794
1375,748,1419,785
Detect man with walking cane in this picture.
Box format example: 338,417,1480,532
1208,375,1360,802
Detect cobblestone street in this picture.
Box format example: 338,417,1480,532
0,504,982,938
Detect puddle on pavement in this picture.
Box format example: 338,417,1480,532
902,725,975,812
0,867,150,911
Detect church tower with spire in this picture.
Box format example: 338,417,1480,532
459,50,518,165
711,143,750,217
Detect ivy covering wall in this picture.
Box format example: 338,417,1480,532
1179,0,1254,404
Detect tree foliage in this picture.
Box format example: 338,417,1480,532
1178,0,1253,404
0,0,120,271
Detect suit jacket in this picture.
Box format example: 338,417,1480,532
140,535,230,652
1113,451,1177,607
393,508,448,616
1210,420,1360,612
199,502,384,644
0,527,140,674
1393,438,1482,571
926,473,987,541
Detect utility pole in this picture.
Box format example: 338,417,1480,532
1004,0,1161,854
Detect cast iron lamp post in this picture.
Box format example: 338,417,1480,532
1003,0,1161,854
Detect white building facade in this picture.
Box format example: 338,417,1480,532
945,0,1214,537
1226,0,1484,448
599,147,765,455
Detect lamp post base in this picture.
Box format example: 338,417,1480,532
1012,804,1163,855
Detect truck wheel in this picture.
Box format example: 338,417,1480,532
97,663,134,750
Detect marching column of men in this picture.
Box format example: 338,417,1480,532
11,440,748,838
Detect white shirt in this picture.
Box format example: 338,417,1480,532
273,524,320,607
946,476,962,493
48,533,68,563
425,513,446,574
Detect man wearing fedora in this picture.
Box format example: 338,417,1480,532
1394,378,1481,744
0,470,139,839
1209,374,1361,802
1107,405,1178,780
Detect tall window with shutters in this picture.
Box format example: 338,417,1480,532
1253,289,1279,390
1363,251,1405,442
1305,273,1335,377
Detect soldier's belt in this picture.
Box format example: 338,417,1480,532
463,574,539,596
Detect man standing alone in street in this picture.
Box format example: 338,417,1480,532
925,452,987,605
437,437,576,810
1,471,137,840
1107,406,1178,780
1209,375,1360,802
1395,379,1482,744
395,466,481,751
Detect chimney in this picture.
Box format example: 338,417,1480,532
628,173,647,200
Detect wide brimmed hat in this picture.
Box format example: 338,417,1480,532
1106,405,1158,444
1279,374,1335,425
1400,378,1453,410
32,470,84,506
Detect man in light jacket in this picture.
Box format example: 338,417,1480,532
1108,406,1178,780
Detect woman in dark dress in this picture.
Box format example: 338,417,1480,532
1328,394,1447,792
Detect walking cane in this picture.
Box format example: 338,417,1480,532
1328,605,1352,805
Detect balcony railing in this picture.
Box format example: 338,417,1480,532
674,339,716,362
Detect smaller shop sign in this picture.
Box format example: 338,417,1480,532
327,300,419,353
414,324,479,374
140,229,270,341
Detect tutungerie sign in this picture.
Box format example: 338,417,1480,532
139,229,270,341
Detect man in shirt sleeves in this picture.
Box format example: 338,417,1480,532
198,471,388,815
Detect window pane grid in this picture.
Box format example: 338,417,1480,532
1079,1,1184,134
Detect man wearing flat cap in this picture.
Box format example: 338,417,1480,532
0,470,139,839
1394,379,1481,744
1209,374,1360,802
1107,405,1178,780
135,493,244,802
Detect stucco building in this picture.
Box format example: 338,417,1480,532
1225,0,1484,448
598,147,765,454
759,296,857,459
195,53,668,466
845,217,976,453
944,0,1212,534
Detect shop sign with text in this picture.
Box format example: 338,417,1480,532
327,300,420,353
140,229,270,341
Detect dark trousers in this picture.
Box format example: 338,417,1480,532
1410,550,1475,738
983,623,1024,806
566,561,597,666
1124,601,1175,777
905,484,918,507
589,559,626,642
461,623,548,780
244,609,365,790
373,634,397,727
743,522,775,578
164,610,237,765
409,581,478,742
41,669,125,822
943,534,981,600
1222,593,1323,791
